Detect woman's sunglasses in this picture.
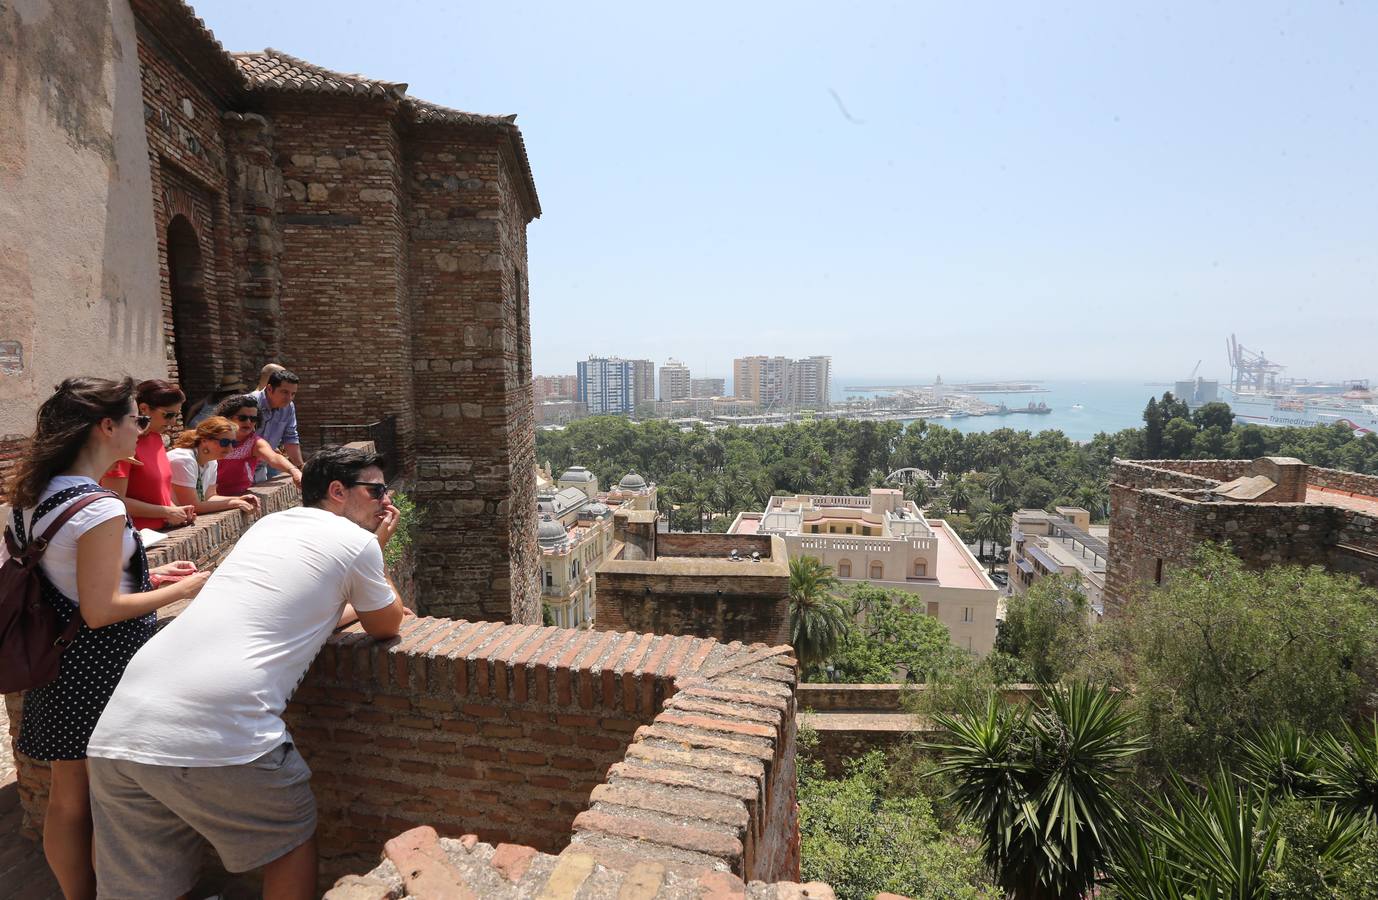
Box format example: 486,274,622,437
233,414,262,425
214,437,241,448
130,414,151,430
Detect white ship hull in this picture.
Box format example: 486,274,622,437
1227,391,1378,435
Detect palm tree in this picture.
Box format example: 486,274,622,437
970,503,1010,567
969,500,995,558
788,556,851,673
1074,484,1109,522
905,478,932,509
943,473,972,513
929,682,1145,900
987,464,1017,503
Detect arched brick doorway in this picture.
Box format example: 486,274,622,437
166,215,213,405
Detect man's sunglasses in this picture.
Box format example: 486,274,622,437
233,414,262,425
214,437,241,448
347,481,388,500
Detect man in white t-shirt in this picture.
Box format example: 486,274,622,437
86,446,408,900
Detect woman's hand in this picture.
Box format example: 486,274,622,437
151,561,197,584
169,569,212,600
239,493,262,513
228,496,256,514
289,467,302,487
163,504,197,527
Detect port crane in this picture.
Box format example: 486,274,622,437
1226,334,1286,394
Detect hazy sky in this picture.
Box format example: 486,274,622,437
195,1,1378,382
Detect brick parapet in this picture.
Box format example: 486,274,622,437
1307,466,1378,497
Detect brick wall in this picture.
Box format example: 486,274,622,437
10,621,801,891
1111,459,1223,491
406,128,538,623
135,15,238,392
1130,458,1253,482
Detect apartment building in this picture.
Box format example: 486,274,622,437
631,359,656,406
576,357,635,415
729,488,999,654
1008,507,1108,616
659,360,691,401
789,356,832,409
732,355,831,409
691,377,726,398
533,374,578,403
733,356,792,406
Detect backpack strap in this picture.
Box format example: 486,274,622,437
28,490,121,556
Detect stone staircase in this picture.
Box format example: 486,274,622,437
325,826,843,900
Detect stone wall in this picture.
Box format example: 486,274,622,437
1105,458,1378,614
595,535,791,646
1130,459,1253,482
1308,466,1378,497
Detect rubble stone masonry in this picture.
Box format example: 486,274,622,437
1105,458,1378,614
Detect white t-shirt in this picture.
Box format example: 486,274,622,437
88,506,395,766
166,448,218,500
2,476,137,600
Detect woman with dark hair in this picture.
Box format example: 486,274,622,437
211,394,301,497
101,379,196,531
2,377,209,898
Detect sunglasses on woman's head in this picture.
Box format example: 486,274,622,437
234,414,261,424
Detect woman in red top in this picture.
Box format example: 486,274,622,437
211,394,301,496
101,380,197,531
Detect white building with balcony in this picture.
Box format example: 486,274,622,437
728,488,999,654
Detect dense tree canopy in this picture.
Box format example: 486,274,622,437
536,395,1378,536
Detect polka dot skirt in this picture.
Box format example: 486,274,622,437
14,483,157,762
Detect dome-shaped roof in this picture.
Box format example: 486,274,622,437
582,502,611,518
537,517,569,548
559,466,595,483
619,472,647,490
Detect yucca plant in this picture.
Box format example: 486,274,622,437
1313,718,1378,821
1237,723,1326,798
1108,772,1374,899
928,682,1145,899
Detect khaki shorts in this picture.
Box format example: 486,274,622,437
88,743,317,900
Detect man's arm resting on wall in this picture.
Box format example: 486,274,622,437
338,575,409,638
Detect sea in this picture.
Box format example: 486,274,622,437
835,378,1161,443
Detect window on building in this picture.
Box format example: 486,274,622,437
913,560,927,578
845,526,853,535
962,606,973,623
869,561,883,580
543,569,554,588
837,559,851,578
926,601,940,617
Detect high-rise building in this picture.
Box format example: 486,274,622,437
659,359,691,401
691,377,726,398
577,357,635,415
733,356,791,406
630,359,655,406
788,356,832,409
533,374,578,403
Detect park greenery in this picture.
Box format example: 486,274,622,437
536,394,1378,569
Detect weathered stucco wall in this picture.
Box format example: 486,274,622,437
0,0,164,489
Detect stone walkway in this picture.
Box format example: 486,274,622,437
1,703,62,900
329,825,842,900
